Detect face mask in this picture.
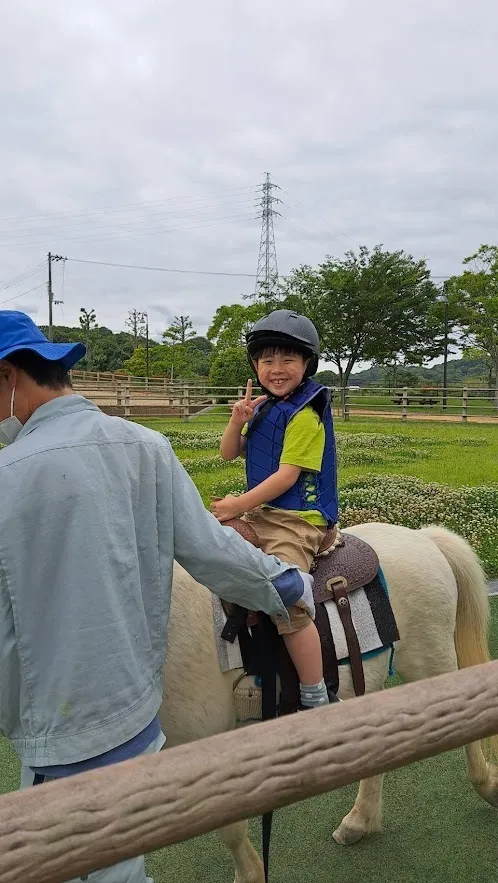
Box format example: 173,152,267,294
0,388,23,447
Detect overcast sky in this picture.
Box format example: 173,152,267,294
1,0,497,364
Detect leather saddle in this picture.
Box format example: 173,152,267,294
221,519,380,701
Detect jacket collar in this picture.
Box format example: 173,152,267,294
17,394,99,441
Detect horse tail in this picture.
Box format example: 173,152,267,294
420,525,498,764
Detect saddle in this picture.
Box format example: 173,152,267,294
221,519,380,705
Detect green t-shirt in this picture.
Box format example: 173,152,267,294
244,405,327,526
280,406,326,525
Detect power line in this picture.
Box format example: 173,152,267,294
0,186,260,225
0,211,258,251
0,262,46,292
0,282,46,307
281,190,358,253
64,257,257,278
0,197,260,240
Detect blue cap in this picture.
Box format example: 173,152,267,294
0,311,86,370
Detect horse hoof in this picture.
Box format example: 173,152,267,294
332,822,366,846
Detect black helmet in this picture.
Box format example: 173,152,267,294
246,309,320,376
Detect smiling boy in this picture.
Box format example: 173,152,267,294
212,309,339,709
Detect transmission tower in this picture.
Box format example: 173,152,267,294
255,172,281,300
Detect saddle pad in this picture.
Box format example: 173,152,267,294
213,569,398,674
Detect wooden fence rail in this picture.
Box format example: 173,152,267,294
1,660,498,883
68,373,497,422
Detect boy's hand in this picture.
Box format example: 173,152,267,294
211,494,245,522
230,379,267,428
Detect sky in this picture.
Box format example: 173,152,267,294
1,0,497,369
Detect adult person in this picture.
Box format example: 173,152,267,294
0,310,315,883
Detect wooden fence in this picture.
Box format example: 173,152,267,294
1,660,498,882
69,371,497,422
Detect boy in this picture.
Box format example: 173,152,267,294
212,309,339,709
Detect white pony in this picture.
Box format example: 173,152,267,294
160,522,498,883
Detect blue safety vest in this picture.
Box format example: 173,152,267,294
245,379,338,525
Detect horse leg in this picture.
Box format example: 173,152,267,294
164,566,266,882
332,650,390,845
333,774,385,845
464,742,498,808
218,820,265,883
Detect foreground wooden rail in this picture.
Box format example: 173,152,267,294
1,661,498,882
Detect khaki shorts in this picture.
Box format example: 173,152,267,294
242,507,327,636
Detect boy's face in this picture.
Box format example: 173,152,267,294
254,350,308,398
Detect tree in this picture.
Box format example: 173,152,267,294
462,346,496,392
184,336,214,377
79,308,97,334
123,339,209,380
163,315,196,345
79,308,97,371
207,303,267,350
381,366,422,391
279,246,439,387
209,347,252,389
448,245,498,405
125,310,147,349
314,369,339,387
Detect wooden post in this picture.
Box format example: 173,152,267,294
343,386,350,421
462,387,468,423
116,380,122,408
402,387,408,422
183,385,190,422
124,384,131,418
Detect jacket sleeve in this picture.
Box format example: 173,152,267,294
0,562,18,739
160,440,293,618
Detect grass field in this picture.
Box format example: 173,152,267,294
1,414,497,881
346,392,498,418
136,414,498,576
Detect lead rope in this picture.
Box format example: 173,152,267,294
257,614,280,882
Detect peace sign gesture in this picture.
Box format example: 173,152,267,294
229,379,267,428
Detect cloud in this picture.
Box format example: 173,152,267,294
0,0,497,349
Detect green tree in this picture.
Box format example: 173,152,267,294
279,246,439,387
207,303,266,350
209,347,252,389
79,308,97,370
184,336,214,377
124,341,205,380
462,346,495,391
163,315,196,345
314,369,339,386
381,366,422,391
449,245,498,405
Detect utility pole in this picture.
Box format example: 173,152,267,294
437,288,449,410
144,312,149,378
443,297,449,411
254,172,281,301
47,252,65,341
